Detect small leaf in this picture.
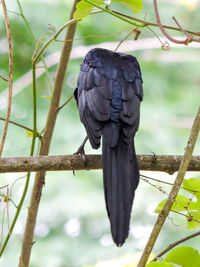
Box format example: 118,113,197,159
146,262,175,267
186,211,200,229
164,246,200,267
154,195,194,213
26,130,33,138
41,95,52,100
183,178,200,199
4,196,10,203
112,0,143,13
73,0,104,20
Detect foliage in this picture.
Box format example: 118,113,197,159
73,0,143,20
164,246,200,267
147,246,200,267
73,0,103,20
155,178,200,229
112,0,143,13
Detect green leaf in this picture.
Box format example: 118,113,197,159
112,0,143,13
4,196,11,203
186,211,200,229
183,178,200,193
73,0,104,20
146,262,175,267
164,246,200,267
154,195,194,213
26,130,33,138
183,178,200,207
155,178,200,214
41,95,52,100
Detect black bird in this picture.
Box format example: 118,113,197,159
74,48,143,246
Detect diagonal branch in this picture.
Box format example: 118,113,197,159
0,0,13,157
18,1,80,266
151,229,200,262
137,106,200,267
0,117,41,137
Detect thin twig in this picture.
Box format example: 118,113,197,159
57,95,73,111
115,28,140,51
0,185,8,190
171,209,200,224
0,74,8,82
172,16,190,38
6,188,10,234
32,19,77,63
141,177,168,195
0,117,40,138
0,193,17,208
146,25,170,50
0,205,6,250
0,0,13,157
140,174,200,194
151,229,200,262
137,106,200,267
16,0,53,92
10,175,26,197
0,0,41,256
141,176,194,216
110,9,200,38
153,0,200,44
18,1,79,266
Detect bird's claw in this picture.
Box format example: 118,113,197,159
74,146,87,167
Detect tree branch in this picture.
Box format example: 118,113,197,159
18,1,80,266
153,0,200,44
151,229,200,262
137,106,200,267
0,0,13,157
111,9,200,38
0,117,41,138
0,154,199,173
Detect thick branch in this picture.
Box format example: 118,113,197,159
0,154,199,173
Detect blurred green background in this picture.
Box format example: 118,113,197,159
0,0,200,266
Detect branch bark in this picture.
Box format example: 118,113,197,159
18,1,80,266
0,154,200,173
137,106,200,267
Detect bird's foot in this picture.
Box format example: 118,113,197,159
151,151,157,165
74,144,87,167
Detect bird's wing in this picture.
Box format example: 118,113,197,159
75,48,143,147
75,62,112,149
119,56,143,144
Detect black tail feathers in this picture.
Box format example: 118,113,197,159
102,123,139,246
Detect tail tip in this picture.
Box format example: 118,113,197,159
113,237,126,247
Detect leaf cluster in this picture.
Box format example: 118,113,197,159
155,178,200,230
73,0,143,20
147,246,200,267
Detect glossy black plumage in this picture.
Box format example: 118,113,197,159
74,48,143,246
